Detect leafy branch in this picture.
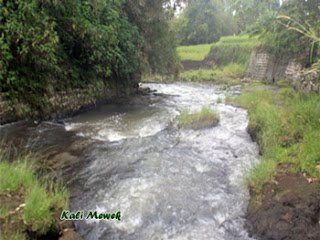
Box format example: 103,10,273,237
277,15,320,74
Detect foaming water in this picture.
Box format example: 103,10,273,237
65,103,178,142
65,83,258,240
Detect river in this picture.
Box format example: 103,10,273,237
0,83,259,240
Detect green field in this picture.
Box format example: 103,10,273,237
177,35,260,62
177,44,213,61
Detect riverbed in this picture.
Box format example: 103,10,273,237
0,83,260,240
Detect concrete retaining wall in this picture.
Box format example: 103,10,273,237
246,49,319,92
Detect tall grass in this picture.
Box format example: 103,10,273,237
214,63,246,78
0,149,69,236
236,87,320,190
178,106,220,129
180,63,245,86
0,160,35,192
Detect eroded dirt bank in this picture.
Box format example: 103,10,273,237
246,163,320,240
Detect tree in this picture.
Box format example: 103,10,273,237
124,0,180,76
176,0,237,45
246,0,319,65
0,0,181,112
230,0,281,32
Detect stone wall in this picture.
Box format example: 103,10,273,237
246,50,270,81
0,83,129,125
246,49,319,92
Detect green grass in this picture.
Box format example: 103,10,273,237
0,150,69,237
243,81,264,89
235,87,320,190
178,35,260,86
1,229,27,240
177,35,260,64
180,69,215,81
218,35,260,44
177,44,212,61
178,106,220,129
180,63,245,87
207,35,260,66
0,160,35,192
214,63,246,79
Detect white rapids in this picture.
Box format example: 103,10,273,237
65,83,259,240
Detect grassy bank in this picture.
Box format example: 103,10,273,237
177,35,260,86
206,35,260,66
178,106,220,130
177,35,259,63
233,85,320,190
0,150,69,239
180,63,245,85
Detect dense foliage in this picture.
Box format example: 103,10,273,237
176,0,237,45
0,0,180,112
124,0,180,76
231,0,320,65
230,0,280,32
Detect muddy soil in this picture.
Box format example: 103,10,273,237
246,163,320,240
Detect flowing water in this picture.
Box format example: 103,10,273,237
0,83,259,240
64,83,259,240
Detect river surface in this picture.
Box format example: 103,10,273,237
65,83,259,240
0,83,259,240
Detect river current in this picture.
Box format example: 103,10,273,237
0,83,259,240
65,83,259,240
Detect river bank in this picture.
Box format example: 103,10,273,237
232,84,320,239
2,82,319,239
0,82,139,125
0,87,153,240
246,163,320,240
0,121,92,240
